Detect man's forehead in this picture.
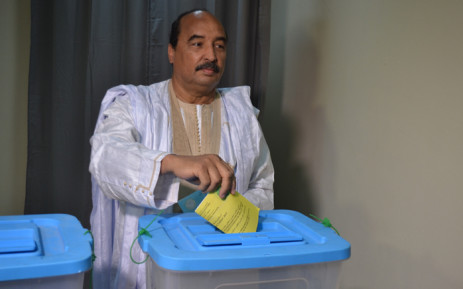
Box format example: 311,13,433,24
179,12,226,39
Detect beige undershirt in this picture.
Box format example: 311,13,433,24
169,81,222,209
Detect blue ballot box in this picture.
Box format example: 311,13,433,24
138,209,351,289
0,214,93,289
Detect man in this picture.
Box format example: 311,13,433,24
89,9,274,289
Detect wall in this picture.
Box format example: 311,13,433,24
265,0,463,288
0,0,30,215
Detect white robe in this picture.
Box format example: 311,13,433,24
89,79,274,289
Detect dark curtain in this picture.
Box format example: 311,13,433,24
25,0,271,228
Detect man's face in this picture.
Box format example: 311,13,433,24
168,12,227,92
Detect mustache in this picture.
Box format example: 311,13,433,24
195,61,220,73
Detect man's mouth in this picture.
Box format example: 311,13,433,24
195,62,220,73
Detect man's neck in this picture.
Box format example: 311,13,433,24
170,78,217,105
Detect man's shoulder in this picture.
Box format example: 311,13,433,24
218,85,250,97
218,85,259,116
100,80,169,115
218,85,251,106
102,80,169,107
106,80,169,98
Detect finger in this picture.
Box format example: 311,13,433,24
224,162,236,195
195,167,211,192
218,175,234,198
197,179,211,192
199,155,229,194
216,163,235,198
230,178,236,195
204,165,222,193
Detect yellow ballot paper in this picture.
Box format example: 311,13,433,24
195,190,260,234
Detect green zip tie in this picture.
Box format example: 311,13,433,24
309,214,340,235
84,230,96,289
130,210,164,264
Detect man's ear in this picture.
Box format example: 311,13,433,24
168,44,175,64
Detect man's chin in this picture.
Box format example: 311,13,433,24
196,72,222,82
195,77,221,89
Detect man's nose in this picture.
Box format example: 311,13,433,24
204,45,217,62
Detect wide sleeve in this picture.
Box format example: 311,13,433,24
89,94,177,209
241,122,275,210
222,86,274,210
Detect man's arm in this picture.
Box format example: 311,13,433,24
90,95,175,209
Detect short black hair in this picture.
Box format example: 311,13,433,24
169,9,209,48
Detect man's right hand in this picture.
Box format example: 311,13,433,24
160,154,236,199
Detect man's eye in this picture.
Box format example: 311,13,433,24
192,42,202,47
215,43,226,50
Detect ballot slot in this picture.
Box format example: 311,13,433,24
191,222,304,247
158,214,309,249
